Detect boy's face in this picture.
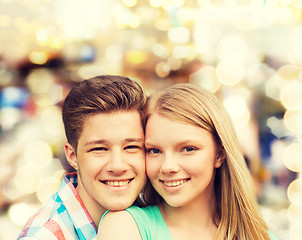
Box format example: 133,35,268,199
65,110,146,217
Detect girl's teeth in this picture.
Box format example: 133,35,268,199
106,180,129,186
164,180,186,187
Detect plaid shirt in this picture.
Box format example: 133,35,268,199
17,172,98,240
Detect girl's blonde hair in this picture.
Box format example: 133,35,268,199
142,83,270,240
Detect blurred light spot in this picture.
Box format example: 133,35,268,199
246,64,275,87
136,6,157,24
216,59,245,86
149,0,162,8
55,0,111,39
36,29,49,43
283,143,302,172
280,80,302,110
33,96,54,107
223,96,250,130
79,45,96,62
288,45,302,66
189,66,221,93
0,87,29,108
128,15,141,28
154,17,171,31
162,0,184,10
197,0,212,7
29,51,48,65
287,204,302,226
152,44,169,59
53,169,65,179
123,0,137,7
125,50,147,64
267,116,287,138
2,182,23,201
14,16,27,29
36,176,61,203
155,62,170,78
177,7,194,23
277,5,300,24
8,203,40,227
275,65,300,89
167,57,182,71
168,27,190,44
78,64,105,79
289,225,302,240
24,141,53,169
106,45,123,62
217,35,247,60
283,109,302,134
26,69,54,94
0,14,12,27
14,166,42,194
288,26,302,65
287,179,302,207
194,23,220,54
114,7,141,28
41,106,64,136
0,107,22,130
265,76,280,101
289,25,302,47
292,0,302,9
172,45,196,60
48,36,65,49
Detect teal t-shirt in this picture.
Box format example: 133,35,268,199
101,205,279,240
100,205,172,240
125,205,172,240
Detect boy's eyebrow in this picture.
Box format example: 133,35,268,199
84,139,106,146
124,138,144,143
84,138,144,146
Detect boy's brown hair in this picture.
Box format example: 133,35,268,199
62,75,146,151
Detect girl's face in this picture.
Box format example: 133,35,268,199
145,113,224,208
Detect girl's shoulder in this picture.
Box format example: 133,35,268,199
98,209,142,240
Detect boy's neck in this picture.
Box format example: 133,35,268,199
76,184,107,227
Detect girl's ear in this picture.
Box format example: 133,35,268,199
64,143,78,170
215,147,226,168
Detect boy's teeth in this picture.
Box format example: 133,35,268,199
106,180,129,186
164,180,186,187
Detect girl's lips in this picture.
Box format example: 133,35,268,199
160,178,190,187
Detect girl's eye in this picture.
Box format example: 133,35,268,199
146,148,161,155
182,146,196,153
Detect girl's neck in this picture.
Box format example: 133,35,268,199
159,197,219,240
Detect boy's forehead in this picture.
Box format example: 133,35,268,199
78,110,143,142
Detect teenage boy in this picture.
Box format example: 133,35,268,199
18,75,147,239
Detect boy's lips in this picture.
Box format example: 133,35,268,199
101,178,134,187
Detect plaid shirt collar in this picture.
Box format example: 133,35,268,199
59,172,98,239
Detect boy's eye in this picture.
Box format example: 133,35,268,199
146,148,161,155
125,145,142,152
89,147,107,152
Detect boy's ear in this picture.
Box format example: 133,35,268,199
215,147,226,168
64,143,78,170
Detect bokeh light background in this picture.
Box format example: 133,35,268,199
1,0,302,239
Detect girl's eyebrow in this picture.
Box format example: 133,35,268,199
144,141,158,147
